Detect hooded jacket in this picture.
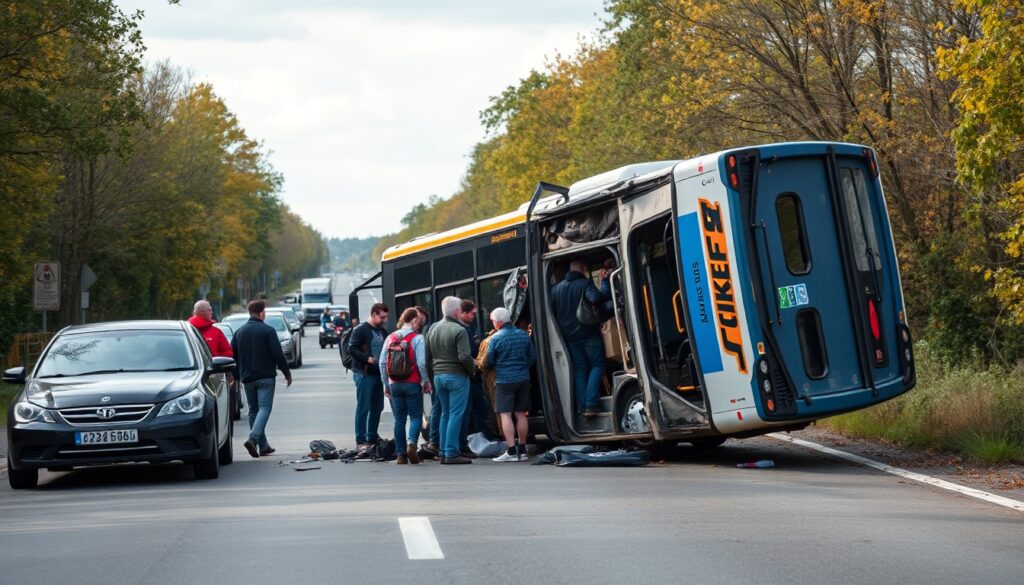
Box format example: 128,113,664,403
187,315,233,358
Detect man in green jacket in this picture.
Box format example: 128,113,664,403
426,296,477,464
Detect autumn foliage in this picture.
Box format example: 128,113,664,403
379,0,1024,366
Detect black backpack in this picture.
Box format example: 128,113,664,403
385,331,417,380
339,326,358,370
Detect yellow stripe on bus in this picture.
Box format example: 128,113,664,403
381,212,527,261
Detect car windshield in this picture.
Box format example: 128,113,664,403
36,330,196,378
213,324,233,341
304,293,330,303
265,314,288,332
222,315,249,329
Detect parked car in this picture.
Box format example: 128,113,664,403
267,306,304,337
211,322,243,421
222,312,302,368
3,320,235,489
265,313,302,368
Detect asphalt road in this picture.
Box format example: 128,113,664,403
2,324,1022,585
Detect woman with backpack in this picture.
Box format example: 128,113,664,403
378,306,432,464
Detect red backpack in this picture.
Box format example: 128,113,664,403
385,331,418,380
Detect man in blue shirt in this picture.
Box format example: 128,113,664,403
550,258,611,417
484,307,536,461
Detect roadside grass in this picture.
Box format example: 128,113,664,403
0,381,20,421
822,342,1024,465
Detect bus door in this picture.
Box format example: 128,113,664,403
744,149,899,404
619,182,709,434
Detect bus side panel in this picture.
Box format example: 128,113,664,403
673,161,762,434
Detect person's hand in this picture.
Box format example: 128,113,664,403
423,381,432,394
598,268,611,280
285,375,293,387
367,357,376,365
384,388,391,398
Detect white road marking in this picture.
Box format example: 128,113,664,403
399,516,444,560
768,433,1024,513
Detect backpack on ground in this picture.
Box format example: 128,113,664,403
339,326,358,370
385,331,417,380
369,437,397,462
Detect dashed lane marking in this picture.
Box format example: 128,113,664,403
399,516,444,560
768,433,1024,513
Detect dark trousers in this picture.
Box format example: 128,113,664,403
354,373,384,444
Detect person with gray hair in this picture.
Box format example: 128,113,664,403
425,295,477,464
188,299,233,360
484,306,536,461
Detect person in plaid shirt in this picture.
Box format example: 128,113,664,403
483,307,536,461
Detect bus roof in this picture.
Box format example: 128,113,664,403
381,208,527,262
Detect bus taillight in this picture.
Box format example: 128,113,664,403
868,299,881,341
863,147,878,177
727,154,739,188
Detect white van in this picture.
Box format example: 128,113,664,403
300,277,333,324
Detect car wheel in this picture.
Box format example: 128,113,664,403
218,416,234,465
320,342,326,349
7,455,38,489
193,424,220,480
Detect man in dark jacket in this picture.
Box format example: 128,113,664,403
550,258,611,417
231,300,292,458
347,302,389,451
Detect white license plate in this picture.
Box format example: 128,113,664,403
75,429,138,445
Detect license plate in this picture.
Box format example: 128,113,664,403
75,429,138,445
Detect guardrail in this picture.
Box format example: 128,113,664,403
4,333,54,370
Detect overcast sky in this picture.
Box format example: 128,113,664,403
116,0,607,239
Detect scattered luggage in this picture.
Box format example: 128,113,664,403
467,432,506,458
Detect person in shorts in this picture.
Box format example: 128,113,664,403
483,307,536,462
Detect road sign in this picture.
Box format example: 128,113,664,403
212,257,227,278
81,291,90,309
33,262,60,311
81,264,97,290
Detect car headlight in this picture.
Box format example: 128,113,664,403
14,401,56,424
157,388,206,416
281,338,292,347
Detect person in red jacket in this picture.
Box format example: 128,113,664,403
189,300,233,358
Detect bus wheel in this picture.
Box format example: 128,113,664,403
617,387,649,434
689,437,727,450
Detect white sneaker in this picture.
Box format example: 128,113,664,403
493,451,519,462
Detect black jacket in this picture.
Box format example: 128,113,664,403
231,317,291,383
550,270,610,342
348,322,386,376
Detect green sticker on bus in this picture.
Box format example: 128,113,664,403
777,284,809,309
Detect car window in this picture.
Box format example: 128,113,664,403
265,315,288,332
36,330,196,377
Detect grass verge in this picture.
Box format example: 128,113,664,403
821,341,1024,465
0,381,20,421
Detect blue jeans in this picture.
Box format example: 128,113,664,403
566,336,605,411
243,377,275,450
389,382,424,448
434,373,469,457
429,390,441,446
354,373,384,444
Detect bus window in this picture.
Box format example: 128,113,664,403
775,193,811,275
839,169,882,273
434,251,474,284
396,291,433,321
478,272,511,333
478,238,524,275
395,262,431,294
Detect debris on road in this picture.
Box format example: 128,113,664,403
736,459,775,469
467,432,506,458
533,445,650,467
294,466,321,472
309,439,340,460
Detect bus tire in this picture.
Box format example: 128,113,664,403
616,385,649,434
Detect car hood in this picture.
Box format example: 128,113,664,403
25,371,201,409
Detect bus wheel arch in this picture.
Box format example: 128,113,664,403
615,381,649,435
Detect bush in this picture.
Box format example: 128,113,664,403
823,341,1024,464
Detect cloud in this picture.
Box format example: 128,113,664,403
118,0,607,237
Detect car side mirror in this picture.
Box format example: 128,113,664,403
210,356,235,374
3,366,26,385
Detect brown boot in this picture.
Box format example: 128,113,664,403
396,454,408,465
406,443,420,464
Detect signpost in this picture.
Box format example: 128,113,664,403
81,263,97,323
33,262,60,332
